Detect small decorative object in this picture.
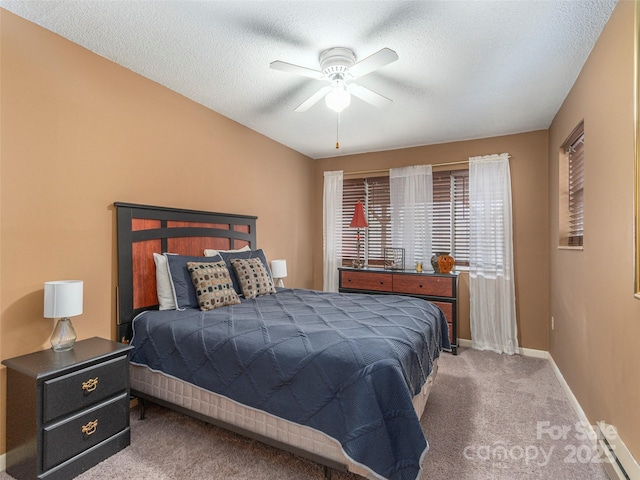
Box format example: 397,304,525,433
430,254,440,272
44,280,83,352
431,252,455,274
350,200,369,269
438,253,455,274
415,261,423,273
384,248,405,270
270,259,287,287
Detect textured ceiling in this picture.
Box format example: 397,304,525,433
1,0,617,159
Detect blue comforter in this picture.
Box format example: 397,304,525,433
130,288,450,480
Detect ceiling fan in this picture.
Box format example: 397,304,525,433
270,47,398,113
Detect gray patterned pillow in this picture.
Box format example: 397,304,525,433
230,257,277,299
187,261,240,310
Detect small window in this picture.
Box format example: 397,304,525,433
559,122,584,248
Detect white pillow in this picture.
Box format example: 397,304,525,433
153,253,176,310
203,245,251,257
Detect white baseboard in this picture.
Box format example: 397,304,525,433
0,453,5,472
457,338,549,359
518,346,549,358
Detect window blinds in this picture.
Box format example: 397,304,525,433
341,177,390,266
433,170,470,265
567,133,585,246
342,170,469,267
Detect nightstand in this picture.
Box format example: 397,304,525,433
2,337,133,480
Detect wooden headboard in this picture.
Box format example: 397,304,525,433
114,202,257,342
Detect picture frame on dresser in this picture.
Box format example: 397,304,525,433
338,267,458,354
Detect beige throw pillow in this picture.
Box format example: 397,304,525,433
187,261,241,311
230,257,276,299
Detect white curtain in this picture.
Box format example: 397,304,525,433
323,171,343,292
469,153,519,355
390,165,433,269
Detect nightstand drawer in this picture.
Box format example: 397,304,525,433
341,270,391,291
393,274,454,297
43,355,129,423
42,393,129,471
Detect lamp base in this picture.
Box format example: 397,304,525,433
276,278,285,288
353,234,365,269
51,317,77,352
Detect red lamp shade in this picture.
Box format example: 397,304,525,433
349,201,369,228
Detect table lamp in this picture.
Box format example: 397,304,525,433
350,200,369,268
44,280,83,352
271,259,287,287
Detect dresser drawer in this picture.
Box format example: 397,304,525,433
341,270,391,292
431,301,454,341
393,274,454,297
431,301,453,324
42,393,129,471
43,355,129,423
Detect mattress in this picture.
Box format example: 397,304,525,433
130,288,449,479
130,358,438,479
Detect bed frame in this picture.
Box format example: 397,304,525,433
114,202,436,479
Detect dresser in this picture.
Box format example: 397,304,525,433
339,267,458,354
2,337,133,480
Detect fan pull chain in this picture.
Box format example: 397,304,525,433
336,113,340,149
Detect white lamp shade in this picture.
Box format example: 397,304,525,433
271,260,287,279
44,280,83,318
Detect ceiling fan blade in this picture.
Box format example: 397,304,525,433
270,60,324,79
347,83,393,108
349,48,399,79
295,85,332,112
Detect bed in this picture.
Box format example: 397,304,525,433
115,202,450,480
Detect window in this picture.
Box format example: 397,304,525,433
559,123,584,247
432,170,470,266
342,177,390,266
342,169,469,267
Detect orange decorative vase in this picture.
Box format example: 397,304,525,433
437,253,455,274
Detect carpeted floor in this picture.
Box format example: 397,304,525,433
1,347,610,479
419,348,609,479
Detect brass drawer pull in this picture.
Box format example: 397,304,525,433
82,377,99,393
81,419,98,436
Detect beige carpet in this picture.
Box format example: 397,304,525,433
1,348,610,479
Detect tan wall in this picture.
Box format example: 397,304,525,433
0,10,314,455
548,1,640,461
312,130,550,351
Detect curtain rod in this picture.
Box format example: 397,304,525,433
344,159,469,177
344,154,512,177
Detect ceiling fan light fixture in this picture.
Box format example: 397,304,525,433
271,46,397,113
325,84,351,112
